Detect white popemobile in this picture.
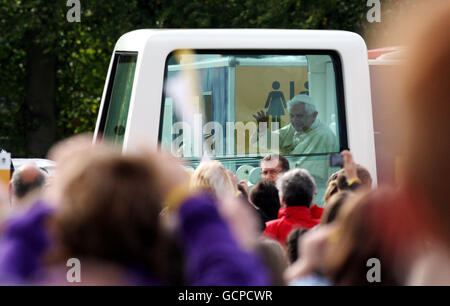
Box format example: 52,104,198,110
92,29,379,204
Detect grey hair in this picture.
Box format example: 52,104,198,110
287,94,316,115
276,168,316,207
11,165,46,199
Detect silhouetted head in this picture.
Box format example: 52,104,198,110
272,81,280,90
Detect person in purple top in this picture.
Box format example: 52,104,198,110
0,136,270,286
178,193,269,286
0,200,53,283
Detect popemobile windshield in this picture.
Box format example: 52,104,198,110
93,29,379,205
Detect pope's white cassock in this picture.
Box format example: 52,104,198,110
251,119,338,185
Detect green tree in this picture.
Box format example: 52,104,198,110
0,0,415,157
0,0,159,156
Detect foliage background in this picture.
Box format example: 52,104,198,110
0,0,415,157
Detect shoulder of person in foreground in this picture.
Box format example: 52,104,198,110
175,193,270,286
0,199,54,282
154,150,270,285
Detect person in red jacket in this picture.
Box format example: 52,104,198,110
263,168,320,246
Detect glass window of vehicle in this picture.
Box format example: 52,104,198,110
99,52,138,146
160,51,346,205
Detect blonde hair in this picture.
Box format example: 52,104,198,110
324,180,339,203
190,160,236,197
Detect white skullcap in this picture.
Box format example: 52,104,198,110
287,94,316,114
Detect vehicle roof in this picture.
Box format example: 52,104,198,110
113,29,367,53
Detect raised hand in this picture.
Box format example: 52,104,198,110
341,150,357,181
252,110,269,124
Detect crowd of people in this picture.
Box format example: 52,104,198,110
0,1,448,286
0,138,446,285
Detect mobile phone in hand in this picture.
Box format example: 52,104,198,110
329,153,344,168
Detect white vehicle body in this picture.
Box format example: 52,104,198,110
94,29,377,203
368,47,404,185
